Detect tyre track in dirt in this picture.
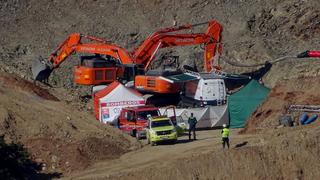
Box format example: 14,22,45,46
66,123,320,180
67,129,259,179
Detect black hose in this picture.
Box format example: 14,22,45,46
222,55,297,67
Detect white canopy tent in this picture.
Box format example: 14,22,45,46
94,82,145,124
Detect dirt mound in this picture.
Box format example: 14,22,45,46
26,136,130,173
76,123,320,180
0,71,59,101
242,76,320,133
0,72,140,175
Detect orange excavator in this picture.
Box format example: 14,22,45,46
32,33,139,85
32,20,223,94
132,20,223,93
133,20,222,72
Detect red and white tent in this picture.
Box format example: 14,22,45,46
94,81,145,124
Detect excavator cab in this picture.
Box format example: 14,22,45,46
121,64,145,83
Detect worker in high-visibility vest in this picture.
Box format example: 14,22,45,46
221,124,230,149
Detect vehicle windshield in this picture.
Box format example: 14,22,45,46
151,120,172,128
137,110,159,121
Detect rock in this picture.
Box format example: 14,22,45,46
51,155,58,163
70,123,77,130
129,32,138,37
276,125,284,129
64,131,71,138
281,139,289,148
42,166,46,171
35,158,43,163
300,132,307,138
87,106,92,111
66,116,71,121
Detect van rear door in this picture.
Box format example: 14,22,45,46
202,80,217,101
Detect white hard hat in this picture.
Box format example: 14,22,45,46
223,124,227,128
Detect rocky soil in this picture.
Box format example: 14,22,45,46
0,71,140,174
0,0,320,178
67,124,320,180
244,76,320,133
0,0,319,90
119,126,320,180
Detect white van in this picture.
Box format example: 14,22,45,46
180,73,226,107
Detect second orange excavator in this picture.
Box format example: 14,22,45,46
133,20,223,94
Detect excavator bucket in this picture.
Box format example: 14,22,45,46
32,57,53,82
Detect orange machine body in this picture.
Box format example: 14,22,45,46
74,66,121,85
134,75,181,94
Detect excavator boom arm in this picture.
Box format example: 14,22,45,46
49,33,133,67
133,20,223,71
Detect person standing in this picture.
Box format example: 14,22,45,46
188,113,197,140
221,124,230,149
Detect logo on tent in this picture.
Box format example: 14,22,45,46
102,107,110,119
101,100,145,107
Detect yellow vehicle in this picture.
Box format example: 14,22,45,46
146,116,178,146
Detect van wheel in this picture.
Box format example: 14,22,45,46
151,141,156,146
130,130,136,137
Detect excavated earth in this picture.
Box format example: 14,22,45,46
244,76,320,133
105,125,320,180
0,0,320,179
0,71,140,175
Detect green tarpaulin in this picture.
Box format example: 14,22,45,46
228,80,270,128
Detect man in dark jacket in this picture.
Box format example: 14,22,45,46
188,113,197,140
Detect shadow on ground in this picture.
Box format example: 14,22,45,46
0,135,62,180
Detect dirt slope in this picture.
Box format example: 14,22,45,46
67,124,320,180
243,76,320,133
0,71,140,174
